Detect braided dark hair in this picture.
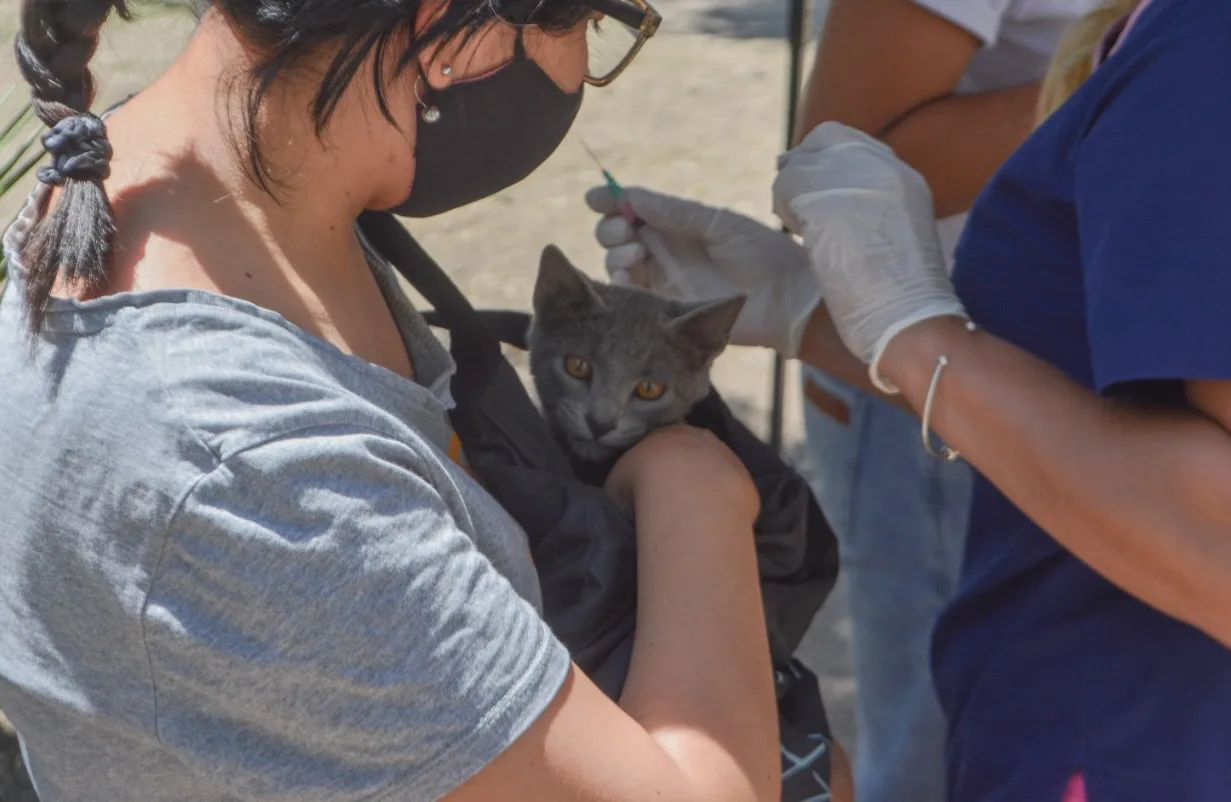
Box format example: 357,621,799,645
12,0,591,335
15,0,129,333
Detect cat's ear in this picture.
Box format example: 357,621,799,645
534,245,606,316
667,294,747,354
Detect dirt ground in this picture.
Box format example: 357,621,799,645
0,0,857,790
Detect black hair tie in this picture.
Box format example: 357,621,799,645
37,113,113,186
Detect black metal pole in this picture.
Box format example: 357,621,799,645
770,0,811,453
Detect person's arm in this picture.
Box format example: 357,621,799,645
869,26,1231,645
452,425,780,802
877,83,1040,218
797,0,1038,217
875,318,1231,650
781,20,1231,650
798,301,914,412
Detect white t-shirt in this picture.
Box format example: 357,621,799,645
912,0,1102,265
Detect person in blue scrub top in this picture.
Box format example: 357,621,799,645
589,0,1231,799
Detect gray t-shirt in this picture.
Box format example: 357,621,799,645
0,189,571,801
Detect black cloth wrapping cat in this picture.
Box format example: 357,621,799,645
357,211,842,798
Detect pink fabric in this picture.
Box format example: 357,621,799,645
1061,773,1089,802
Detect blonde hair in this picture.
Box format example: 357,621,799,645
1035,0,1141,126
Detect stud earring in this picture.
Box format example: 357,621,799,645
414,76,440,123
441,64,452,77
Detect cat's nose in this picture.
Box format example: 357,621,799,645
586,415,618,439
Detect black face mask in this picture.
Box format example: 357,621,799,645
389,35,584,218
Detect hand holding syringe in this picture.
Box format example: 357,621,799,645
581,145,823,357
580,140,690,294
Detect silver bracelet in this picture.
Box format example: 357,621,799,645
920,320,977,462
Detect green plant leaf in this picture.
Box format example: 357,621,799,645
0,96,39,189
0,103,33,146
0,87,39,283
0,149,40,199
0,130,39,184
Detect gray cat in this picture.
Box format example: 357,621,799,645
528,245,746,467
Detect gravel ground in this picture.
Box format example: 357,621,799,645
0,0,855,795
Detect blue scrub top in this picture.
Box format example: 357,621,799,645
941,0,1231,800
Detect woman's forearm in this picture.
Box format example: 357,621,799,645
878,316,1231,648
797,303,914,413
619,466,780,801
877,82,1040,218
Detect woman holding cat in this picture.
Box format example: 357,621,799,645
590,0,1231,800
0,0,794,800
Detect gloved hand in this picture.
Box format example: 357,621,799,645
773,122,967,392
584,186,822,359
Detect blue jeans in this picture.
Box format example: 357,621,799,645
801,366,972,802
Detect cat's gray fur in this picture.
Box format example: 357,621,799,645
528,245,746,464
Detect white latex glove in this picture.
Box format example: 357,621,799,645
584,185,822,358
773,122,967,392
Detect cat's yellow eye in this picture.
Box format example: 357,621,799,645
565,355,593,380
634,380,666,400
